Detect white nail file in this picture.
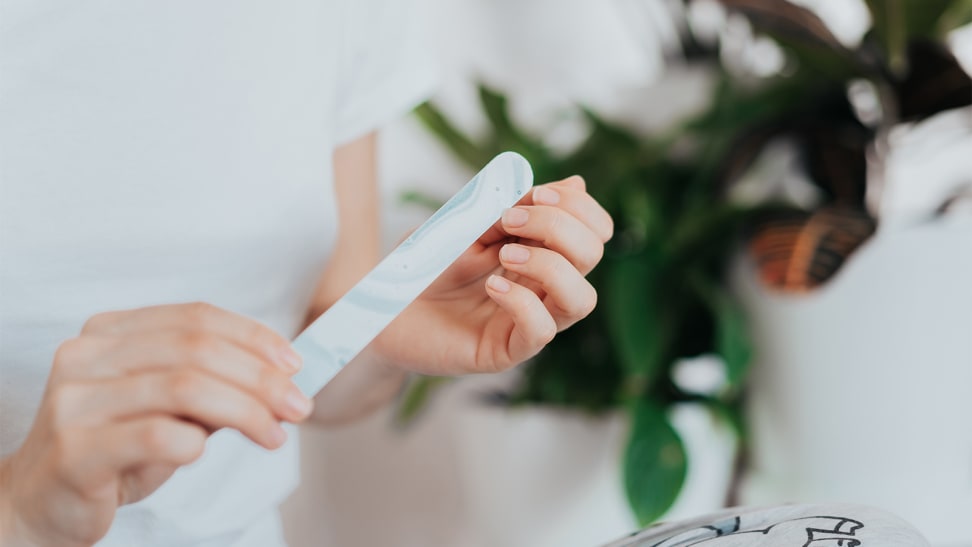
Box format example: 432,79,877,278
291,152,534,397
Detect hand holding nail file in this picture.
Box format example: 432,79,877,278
291,152,534,397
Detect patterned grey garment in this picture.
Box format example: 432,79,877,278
603,504,929,547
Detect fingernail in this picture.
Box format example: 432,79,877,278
501,244,530,264
268,423,287,448
533,186,560,205
503,207,529,228
487,275,512,293
276,347,302,372
284,386,314,419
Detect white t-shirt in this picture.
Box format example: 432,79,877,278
0,1,435,545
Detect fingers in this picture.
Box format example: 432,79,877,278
49,336,117,382
501,204,605,275
93,330,277,382
81,303,301,373
476,175,609,353
47,303,309,466
478,176,612,247
69,417,209,487
85,332,313,420
65,370,298,448
498,244,597,330
549,174,586,191
529,179,613,243
484,275,557,367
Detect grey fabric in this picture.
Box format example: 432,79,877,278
603,504,929,546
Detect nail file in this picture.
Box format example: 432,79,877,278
291,152,534,397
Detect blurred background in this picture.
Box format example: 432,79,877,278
283,1,972,546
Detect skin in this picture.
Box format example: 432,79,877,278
0,132,612,546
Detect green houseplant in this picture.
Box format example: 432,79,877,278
398,0,972,526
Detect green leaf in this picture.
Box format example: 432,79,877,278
510,313,625,412
703,397,748,441
478,86,518,144
604,251,669,385
865,0,909,74
667,206,746,264
718,0,861,81
687,75,809,139
906,0,956,36
414,102,490,169
395,375,452,427
681,272,752,388
891,0,955,38
865,0,961,74
712,289,752,387
400,190,445,211
477,85,552,164
939,0,972,32
624,400,687,526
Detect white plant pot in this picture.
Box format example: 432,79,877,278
449,375,736,547
734,220,972,546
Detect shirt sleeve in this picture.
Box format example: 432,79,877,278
332,0,440,146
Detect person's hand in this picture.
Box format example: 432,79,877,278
0,303,312,547
374,175,612,375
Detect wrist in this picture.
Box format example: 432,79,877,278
307,345,407,425
0,458,34,546
356,343,406,378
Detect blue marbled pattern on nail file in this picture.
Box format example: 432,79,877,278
291,152,534,397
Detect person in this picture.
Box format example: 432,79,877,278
0,1,612,545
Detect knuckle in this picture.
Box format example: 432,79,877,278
535,318,558,346
167,370,202,407
488,358,515,374
174,431,207,464
570,285,598,318
81,312,114,334
255,367,285,401
555,175,586,191
240,404,272,433
579,244,604,274
160,423,207,465
539,326,557,347
140,419,175,454
560,287,596,319
544,207,563,234
52,337,85,369
46,384,82,426
180,331,216,360
247,323,285,352
236,398,275,434
184,301,216,326
584,286,598,315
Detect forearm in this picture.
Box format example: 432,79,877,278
302,131,402,425
306,345,407,425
